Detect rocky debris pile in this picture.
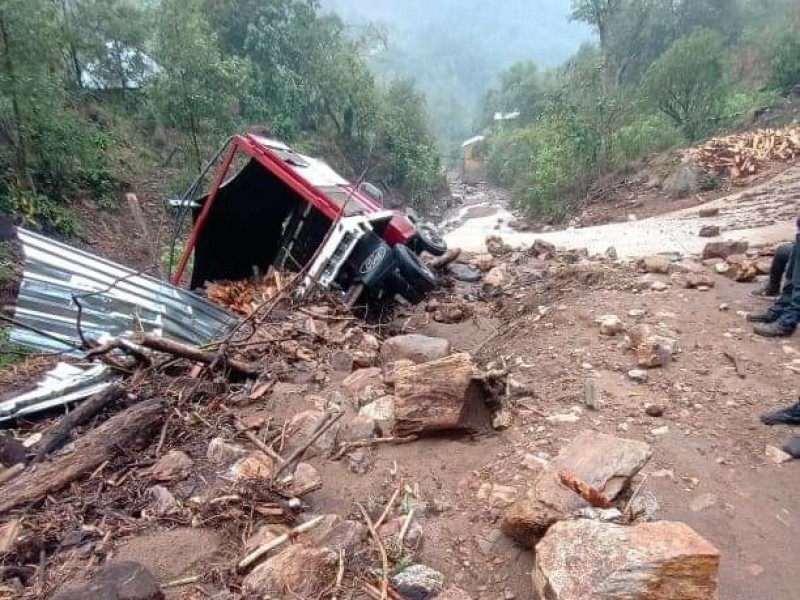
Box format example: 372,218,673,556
686,124,800,179
500,431,720,600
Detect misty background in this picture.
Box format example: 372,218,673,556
322,0,590,146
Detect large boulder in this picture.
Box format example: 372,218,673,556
381,335,451,365
391,565,445,600
533,520,720,600
662,164,705,197
702,240,748,260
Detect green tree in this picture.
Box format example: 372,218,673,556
150,0,250,173
642,29,727,140
769,25,800,91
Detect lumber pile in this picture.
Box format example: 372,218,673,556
685,124,800,179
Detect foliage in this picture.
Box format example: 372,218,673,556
642,29,727,140
151,0,251,173
769,25,800,91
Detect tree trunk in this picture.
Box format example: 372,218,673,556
0,10,31,190
0,399,164,514
393,353,491,436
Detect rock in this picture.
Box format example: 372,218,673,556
358,396,395,423
483,264,508,289
381,334,451,364
448,263,482,282
650,281,668,292
477,483,518,506
380,515,425,551
528,431,652,515
485,235,506,256
53,562,164,600
605,246,618,260
342,415,380,441
651,425,670,436
341,367,385,403
734,260,759,283
628,309,646,318
383,358,416,386
533,520,720,600
766,444,793,464
348,448,372,474
699,206,720,217
292,462,321,490
285,410,340,456
530,239,556,257
640,255,670,274
502,499,563,548
207,437,247,465
628,369,649,383
699,225,721,238
0,434,26,466
663,164,705,196
436,586,472,600
492,409,513,430
633,330,678,368
242,544,338,598
645,404,664,418
714,262,730,274
299,514,366,555
232,452,274,481
331,351,354,372
147,485,179,516
391,565,444,600
472,253,495,272
546,412,581,424
685,272,715,289
690,492,718,512
148,450,193,481
598,315,623,336
111,529,221,581
702,240,749,260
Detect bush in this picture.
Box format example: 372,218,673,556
0,187,82,237
613,114,684,164
770,26,800,91
643,29,729,141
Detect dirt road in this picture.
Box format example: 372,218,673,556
445,166,800,256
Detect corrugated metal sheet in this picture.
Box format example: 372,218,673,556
11,228,239,354
0,363,113,422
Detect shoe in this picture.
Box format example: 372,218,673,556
753,322,795,337
751,286,778,298
783,437,800,458
761,402,800,425
746,312,774,323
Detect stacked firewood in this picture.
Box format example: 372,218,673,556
686,125,800,179
205,272,287,315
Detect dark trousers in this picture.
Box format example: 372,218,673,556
768,237,800,329
767,242,794,294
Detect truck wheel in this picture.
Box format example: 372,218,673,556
391,271,425,304
415,224,447,256
394,244,437,293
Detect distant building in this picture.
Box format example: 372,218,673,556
461,135,486,184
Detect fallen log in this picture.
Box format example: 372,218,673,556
132,333,261,376
393,353,492,437
34,385,125,463
0,398,164,514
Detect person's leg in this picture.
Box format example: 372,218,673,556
762,401,800,425
748,243,797,323
768,242,793,294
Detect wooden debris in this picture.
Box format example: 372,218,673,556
393,353,492,436
557,470,612,509
0,399,164,514
206,272,285,316
686,125,800,179
132,333,261,376
238,514,326,570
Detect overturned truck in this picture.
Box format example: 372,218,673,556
171,134,447,306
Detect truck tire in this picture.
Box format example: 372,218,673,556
414,224,447,256
390,271,425,304
394,244,437,293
